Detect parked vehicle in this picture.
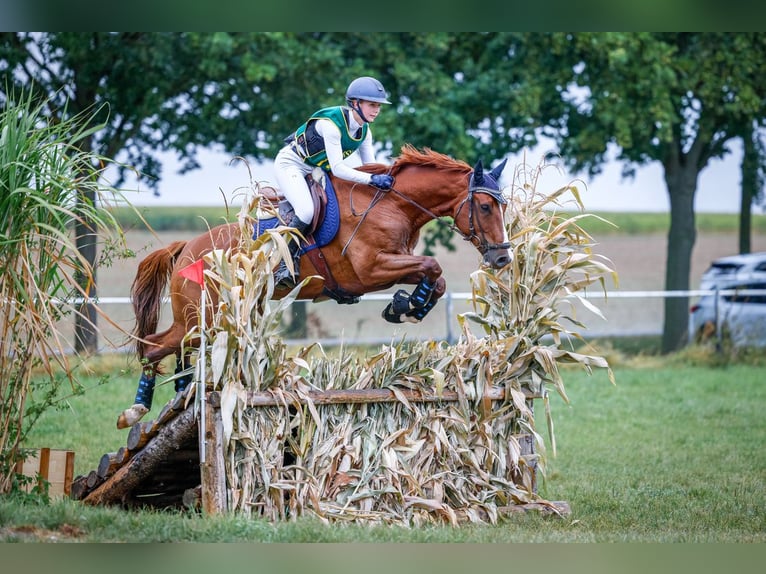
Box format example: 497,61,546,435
689,252,766,347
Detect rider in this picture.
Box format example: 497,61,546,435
273,76,395,288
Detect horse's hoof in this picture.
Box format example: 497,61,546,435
117,404,149,429
382,303,404,324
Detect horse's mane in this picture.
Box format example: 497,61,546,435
367,144,472,176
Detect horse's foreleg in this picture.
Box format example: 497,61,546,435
383,276,447,324
365,253,447,324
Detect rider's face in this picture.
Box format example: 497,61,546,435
354,100,383,122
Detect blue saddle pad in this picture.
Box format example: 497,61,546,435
252,176,340,254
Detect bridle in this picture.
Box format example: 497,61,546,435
453,184,512,254
343,174,510,257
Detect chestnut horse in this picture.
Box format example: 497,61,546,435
117,146,511,428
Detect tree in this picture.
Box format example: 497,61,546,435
525,33,766,352
15,33,760,354
737,122,766,254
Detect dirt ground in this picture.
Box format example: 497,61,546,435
93,229,766,347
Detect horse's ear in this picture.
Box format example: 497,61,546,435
472,160,485,185
489,158,508,181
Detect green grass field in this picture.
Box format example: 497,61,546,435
3,351,764,542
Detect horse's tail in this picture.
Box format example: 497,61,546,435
131,240,187,358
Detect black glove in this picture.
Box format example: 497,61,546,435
370,174,394,190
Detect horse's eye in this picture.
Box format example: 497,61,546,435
480,203,491,214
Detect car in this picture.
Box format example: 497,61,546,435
689,252,766,347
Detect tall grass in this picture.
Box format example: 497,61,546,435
0,88,130,493
4,356,764,542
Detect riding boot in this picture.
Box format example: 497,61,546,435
274,217,311,289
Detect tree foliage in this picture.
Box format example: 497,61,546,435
520,33,766,351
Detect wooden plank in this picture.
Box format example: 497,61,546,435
200,398,227,515
64,451,75,496
15,449,42,492
38,448,51,486
15,448,74,498
46,449,74,498
208,386,541,409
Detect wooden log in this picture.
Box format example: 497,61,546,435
83,408,197,507
85,470,102,489
156,400,179,426
97,447,129,479
126,420,157,451
208,385,541,409
69,475,89,500
183,486,202,511
200,398,227,515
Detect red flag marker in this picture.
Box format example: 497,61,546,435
178,259,205,286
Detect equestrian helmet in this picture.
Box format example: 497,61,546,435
346,76,391,104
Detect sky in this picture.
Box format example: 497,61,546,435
121,141,758,214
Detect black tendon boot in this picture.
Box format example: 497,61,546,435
274,217,312,289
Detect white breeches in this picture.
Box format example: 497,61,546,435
274,146,315,225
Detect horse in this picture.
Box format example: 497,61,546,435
117,145,512,429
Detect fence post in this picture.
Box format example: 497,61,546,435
714,287,723,353
445,291,455,344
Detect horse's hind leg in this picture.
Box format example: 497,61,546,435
173,352,193,393
117,322,187,429
116,360,159,429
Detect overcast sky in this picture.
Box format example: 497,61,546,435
120,141,757,214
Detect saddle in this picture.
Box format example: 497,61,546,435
259,169,328,236
255,170,359,305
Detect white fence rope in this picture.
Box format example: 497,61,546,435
76,288,765,348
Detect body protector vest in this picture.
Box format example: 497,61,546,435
289,106,369,171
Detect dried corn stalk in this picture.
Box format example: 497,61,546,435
202,171,615,525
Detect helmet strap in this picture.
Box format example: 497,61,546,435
348,99,370,124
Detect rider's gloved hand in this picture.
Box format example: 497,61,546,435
370,174,394,190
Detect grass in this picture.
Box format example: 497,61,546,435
2,350,764,542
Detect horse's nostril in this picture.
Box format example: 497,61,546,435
490,252,512,269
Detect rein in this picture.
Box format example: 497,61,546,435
342,177,510,256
